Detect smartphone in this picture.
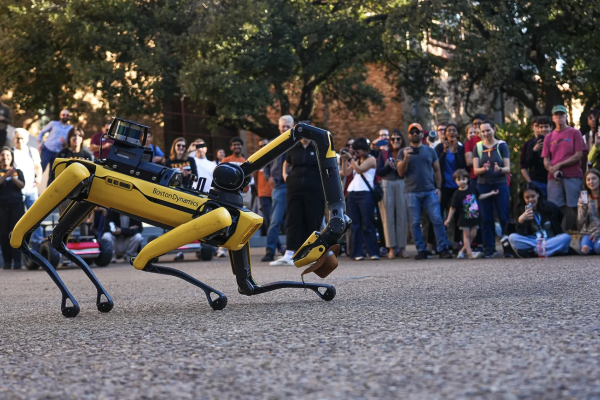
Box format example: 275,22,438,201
388,157,394,162
525,203,533,211
581,190,589,204
109,222,116,233
183,165,191,171
195,143,207,149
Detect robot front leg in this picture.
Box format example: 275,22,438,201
50,201,114,314
230,244,336,301
10,162,93,318
132,208,233,310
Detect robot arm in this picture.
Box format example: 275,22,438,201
238,123,350,275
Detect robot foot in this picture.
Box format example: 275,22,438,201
249,281,336,302
20,244,81,318
140,262,228,311
57,243,114,314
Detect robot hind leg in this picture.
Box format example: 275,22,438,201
9,162,94,318
230,244,336,301
132,207,233,311
50,201,114,314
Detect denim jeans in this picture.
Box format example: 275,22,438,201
532,180,548,200
405,190,448,253
508,233,571,256
346,191,379,258
580,234,600,255
266,185,286,252
477,182,510,254
40,146,59,174
23,189,43,248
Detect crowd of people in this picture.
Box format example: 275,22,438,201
2,103,600,269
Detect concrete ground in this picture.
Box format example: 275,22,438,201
1,251,600,399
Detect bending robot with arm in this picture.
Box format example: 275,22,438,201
9,118,351,318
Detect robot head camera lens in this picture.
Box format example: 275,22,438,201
109,119,149,146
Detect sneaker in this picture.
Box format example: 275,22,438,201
483,251,497,258
415,251,429,260
216,248,228,258
269,255,295,266
354,256,364,261
471,251,483,259
370,255,379,260
261,250,274,262
173,252,184,262
457,251,466,259
13,264,22,269
439,250,453,259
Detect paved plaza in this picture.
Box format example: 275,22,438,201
1,252,600,399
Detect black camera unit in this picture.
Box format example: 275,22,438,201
99,117,184,188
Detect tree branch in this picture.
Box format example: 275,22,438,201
503,87,540,115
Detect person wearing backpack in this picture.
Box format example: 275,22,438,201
472,120,511,258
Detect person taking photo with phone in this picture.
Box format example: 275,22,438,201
397,123,452,260
472,120,511,258
0,147,25,269
578,168,600,254
508,182,571,258
166,137,198,188
376,129,409,259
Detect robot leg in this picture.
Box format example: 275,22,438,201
132,207,233,311
230,244,336,301
50,201,114,314
10,162,92,318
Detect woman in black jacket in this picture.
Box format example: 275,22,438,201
0,147,25,269
432,123,467,251
508,182,572,258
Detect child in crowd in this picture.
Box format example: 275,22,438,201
578,168,600,254
445,169,498,259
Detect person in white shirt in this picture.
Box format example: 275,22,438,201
12,128,43,247
191,139,216,193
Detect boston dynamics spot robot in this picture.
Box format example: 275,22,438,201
10,118,350,318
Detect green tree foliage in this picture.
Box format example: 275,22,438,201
180,0,386,138
0,0,193,119
385,1,600,119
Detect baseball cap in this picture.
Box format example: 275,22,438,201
552,105,568,114
408,123,423,132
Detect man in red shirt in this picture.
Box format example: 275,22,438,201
542,105,586,230
89,121,114,159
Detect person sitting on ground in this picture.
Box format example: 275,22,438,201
577,168,600,255
508,182,572,258
444,169,498,259
101,210,144,263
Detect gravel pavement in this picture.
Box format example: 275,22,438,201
1,252,600,399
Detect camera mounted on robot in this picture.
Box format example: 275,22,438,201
99,117,184,189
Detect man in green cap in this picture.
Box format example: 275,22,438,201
542,105,586,230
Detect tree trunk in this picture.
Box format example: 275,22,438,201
542,81,564,116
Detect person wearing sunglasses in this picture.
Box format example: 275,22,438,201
397,123,452,260
166,137,198,188
191,139,217,193
37,109,72,185
376,129,409,259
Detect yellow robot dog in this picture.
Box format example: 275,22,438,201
10,118,350,318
